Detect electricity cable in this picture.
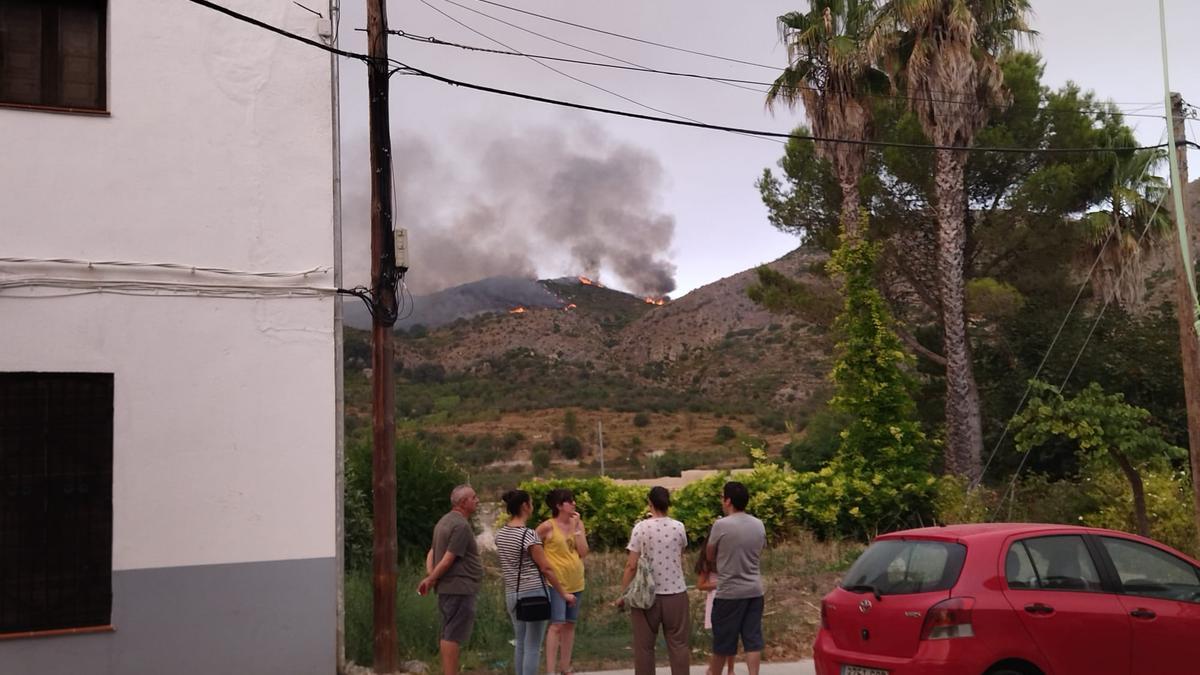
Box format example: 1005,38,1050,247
415,0,781,145
185,0,368,62
462,0,1173,111
403,62,1170,154
422,0,765,95
185,0,1174,155
466,0,797,71
386,27,1170,120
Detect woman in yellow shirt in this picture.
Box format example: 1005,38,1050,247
536,488,589,675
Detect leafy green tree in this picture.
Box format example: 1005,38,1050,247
823,227,935,533
767,0,890,237
344,437,467,567
1013,380,1185,536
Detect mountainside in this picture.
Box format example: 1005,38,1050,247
383,247,835,411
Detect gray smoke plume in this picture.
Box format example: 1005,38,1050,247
342,119,676,296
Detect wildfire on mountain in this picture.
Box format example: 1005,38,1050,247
564,303,578,311
509,306,527,314
643,297,667,306
578,276,604,288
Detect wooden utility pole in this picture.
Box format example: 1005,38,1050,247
367,0,399,670
1167,93,1200,546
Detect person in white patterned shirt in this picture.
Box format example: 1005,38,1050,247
615,486,690,675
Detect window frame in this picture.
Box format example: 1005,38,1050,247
0,0,109,114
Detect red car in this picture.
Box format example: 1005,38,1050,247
813,523,1200,675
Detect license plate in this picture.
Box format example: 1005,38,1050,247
842,667,888,675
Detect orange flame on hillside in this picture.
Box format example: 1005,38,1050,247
564,303,578,311
509,306,527,314
643,297,667,306
578,276,604,288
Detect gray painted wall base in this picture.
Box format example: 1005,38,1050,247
1,557,336,675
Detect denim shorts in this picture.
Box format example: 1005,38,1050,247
548,586,582,624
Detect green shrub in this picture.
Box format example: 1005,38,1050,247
564,410,579,435
783,407,847,472
715,425,737,443
344,437,467,569
1082,464,1198,556
532,447,551,472
632,412,651,428
555,435,583,459
648,451,694,478
500,430,525,451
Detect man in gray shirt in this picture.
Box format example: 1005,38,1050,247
418,484,483,674
705,481,766,675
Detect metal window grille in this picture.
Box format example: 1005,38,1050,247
0,372,113,633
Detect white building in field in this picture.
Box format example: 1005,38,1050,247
0,1,343,673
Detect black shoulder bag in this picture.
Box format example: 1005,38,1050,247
514,529,552,622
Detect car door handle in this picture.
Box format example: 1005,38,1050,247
1130,608,1157,620
1024,603,1054,615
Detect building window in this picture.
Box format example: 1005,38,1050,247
0,372,113,635
0,0,107,111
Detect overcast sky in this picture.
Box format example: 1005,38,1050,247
336,0,1200,297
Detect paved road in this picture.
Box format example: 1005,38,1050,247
578,661,815,675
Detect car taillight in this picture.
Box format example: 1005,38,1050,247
920,597,975,640
820,599,830,629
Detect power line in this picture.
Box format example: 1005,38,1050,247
413,0,742,132
404,63,1170,154
466,0,780,71
185,0,368,62
432,0,766,95
387,27,1170,120
462,0,1172,110
387,28,765,91
184,0,1171,155
442,1,1167,117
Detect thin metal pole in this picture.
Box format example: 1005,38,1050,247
328,0,346,669
597,420,604,477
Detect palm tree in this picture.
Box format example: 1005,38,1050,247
885,0,1033,482
766,0,891,239
1084,142,1170,311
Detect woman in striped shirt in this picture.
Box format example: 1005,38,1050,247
497,490,576,675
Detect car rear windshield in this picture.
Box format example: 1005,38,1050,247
841,540,967,596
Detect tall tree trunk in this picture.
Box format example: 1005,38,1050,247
1112,450,1150,537
839,176,861,239
934,149,984,482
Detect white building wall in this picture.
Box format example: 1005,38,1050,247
1,0,337,572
